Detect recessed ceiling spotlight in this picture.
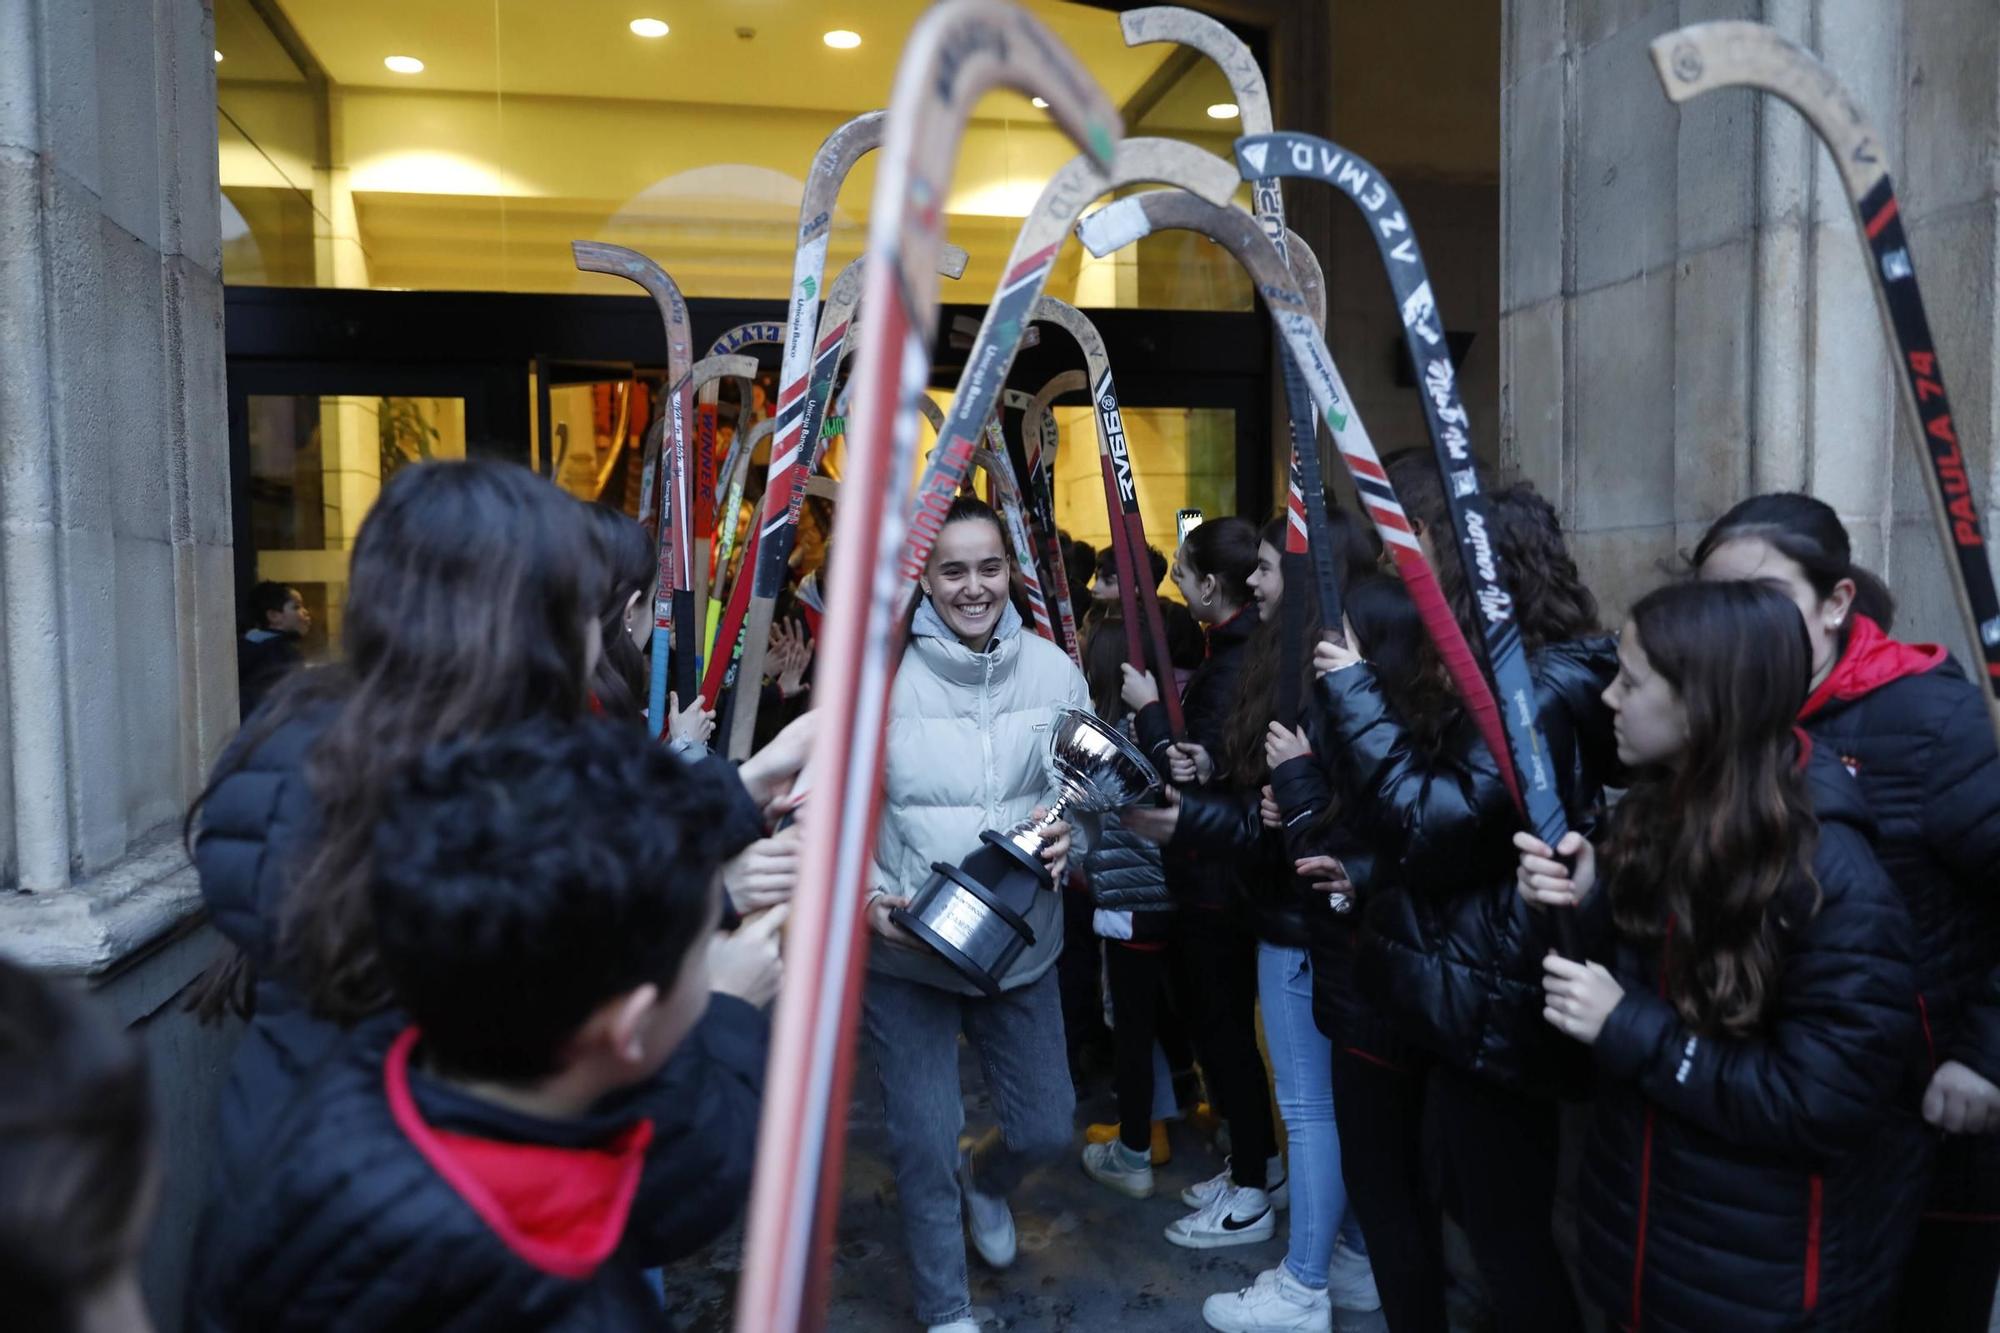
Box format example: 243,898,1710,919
629,17,669,38
213,49,224,62
384,55,425,75
822,29,861,49
1031,96,1048,109
1206,102,1239,120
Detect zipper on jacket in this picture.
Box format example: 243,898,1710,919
1630,916,1676,1330
980,651,996,826
1802,1173,1823,1312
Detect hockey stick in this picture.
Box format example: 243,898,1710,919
707,243,971,750
702,321,784,649
1023,372,1086,663
571,241,697,735
1122,7,1345,727
690,353,760,666
1078,190,1523,826
1237,133,1576,905
735,6,1120,1326
1032,296,1186,734
1650,21,2000,745
997,384,1079,657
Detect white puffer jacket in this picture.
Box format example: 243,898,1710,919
870,596,1089,995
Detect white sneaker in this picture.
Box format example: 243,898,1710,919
1081,1139,1156,1199
958,1150,1016,1269
1326,1237,1380,1312
1165,1182,1276,1249
1202,1265,1331,1332
1181,1155,1288,1210
928,1322,981,1333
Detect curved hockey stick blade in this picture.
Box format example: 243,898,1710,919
572,240,697,734
1649,20,2000,747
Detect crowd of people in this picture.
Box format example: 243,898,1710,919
2,447,1995,1333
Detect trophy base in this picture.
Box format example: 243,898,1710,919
891,835,1049,996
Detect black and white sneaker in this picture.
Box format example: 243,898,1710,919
1164,1183,1275,1249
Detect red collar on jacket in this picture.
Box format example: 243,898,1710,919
1798,615,1947,721
1204,604,1255,658
383,1027,654,1280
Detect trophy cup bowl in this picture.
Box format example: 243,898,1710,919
892,708,1161,995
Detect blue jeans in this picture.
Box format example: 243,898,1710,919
862,967,1076,1325
1258,943,1365,1290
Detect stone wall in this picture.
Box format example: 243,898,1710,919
1500,0,2000,645
0,0,236,1325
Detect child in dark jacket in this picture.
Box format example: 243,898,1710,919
191,717,784,1331
1695,492,2000,1332
1516,580,1924,1332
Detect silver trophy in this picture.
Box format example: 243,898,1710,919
893,707,1162,995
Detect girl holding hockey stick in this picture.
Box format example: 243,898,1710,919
1119,517,1288,1225
1516,578,1926,1331
859,496,1084,1333
1308,464,1616,1333
1694,492,2000,1332
581,501,713,751
1127,510,1383,1331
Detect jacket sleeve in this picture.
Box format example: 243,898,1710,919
621,994,771,1263
1591,851,1918,1160
1135,699,1175,772
1921,687,2000,1078
1312,665,1516,888
1269,754,1331,836
1169,787,1266,857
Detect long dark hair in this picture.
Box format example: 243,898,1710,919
1691,492,1897,633
192,462,599,1025
583,503,655,722
1218,508,1378,790
1602,580,1820,1037
1343,573,1458,756
1180,515,1259,611
0,959,155,1333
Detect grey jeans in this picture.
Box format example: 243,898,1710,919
862,966,1076,1325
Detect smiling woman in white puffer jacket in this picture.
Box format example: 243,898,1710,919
859,496,1090,1333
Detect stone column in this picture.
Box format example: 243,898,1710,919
0,0,236,1324
1501,0,2000,659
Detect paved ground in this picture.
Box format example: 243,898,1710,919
661,1043,1397,1332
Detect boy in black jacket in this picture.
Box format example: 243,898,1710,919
192,717,782,1331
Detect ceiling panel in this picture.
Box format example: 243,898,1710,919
271,0,1171,117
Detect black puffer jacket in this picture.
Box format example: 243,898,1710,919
1264,754,1412,1066
1571,746,1928,1332
1313,636,1619,1093
191,999,769,1331
1136,607,1256,912
1083,717,1173,913
1796,618,2000,1213
1170,784,1312,948
194,705,767,1179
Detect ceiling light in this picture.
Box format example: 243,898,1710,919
629,17,669,38
1031,96,1048,109
1206,102,1239,120
213,49,224,62
822,29,861,49
384,55,425,75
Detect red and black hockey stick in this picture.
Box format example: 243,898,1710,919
1651,21,2000,748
